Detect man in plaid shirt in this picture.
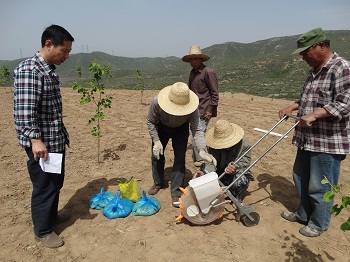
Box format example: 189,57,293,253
279,28,350,237
13,25,74,248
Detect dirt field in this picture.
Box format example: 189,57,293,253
1,87,349,262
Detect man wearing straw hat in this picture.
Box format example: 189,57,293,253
182,45,219,167
195,119,253,201
279,27,350,237
146,82,217,208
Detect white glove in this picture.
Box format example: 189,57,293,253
199,151,217,166
153,140,163,160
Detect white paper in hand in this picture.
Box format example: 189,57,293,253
39,153,63,174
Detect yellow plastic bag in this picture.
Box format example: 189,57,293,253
118,177,140,202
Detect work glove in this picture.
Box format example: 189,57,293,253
199,151,217,166
152,140,163,160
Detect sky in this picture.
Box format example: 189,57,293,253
1,0,350,60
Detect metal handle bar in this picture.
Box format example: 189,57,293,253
218,113,299,180
211,114,300,206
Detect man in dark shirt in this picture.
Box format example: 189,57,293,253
182,46,219,167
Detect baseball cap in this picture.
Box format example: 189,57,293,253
292,27,327,55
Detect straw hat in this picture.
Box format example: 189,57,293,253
158,82,199,116
206,120,244,149
182,45,210,62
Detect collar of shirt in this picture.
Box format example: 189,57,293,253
191,63,206,74
35,52,56,76
310,52,338,76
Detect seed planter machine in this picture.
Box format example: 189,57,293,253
176,114,300,226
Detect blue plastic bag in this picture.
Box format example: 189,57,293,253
102,190,134,219
89,186,115,210
132,190,161,216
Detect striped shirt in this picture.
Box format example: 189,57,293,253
13,52,69,152
146,96,206,149
293,53,350,154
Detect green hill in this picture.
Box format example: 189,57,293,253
1,30,350,100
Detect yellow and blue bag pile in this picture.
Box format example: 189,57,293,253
88,185,161,219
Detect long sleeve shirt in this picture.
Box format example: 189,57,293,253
146,96,206,149
293,53,350,154
188,63,219,118
13,52,69,152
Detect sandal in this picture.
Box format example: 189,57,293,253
148,186,162,195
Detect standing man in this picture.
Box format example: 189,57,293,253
278,28,350,237
146,82,217,208
182,45,219,167
13,24,74,248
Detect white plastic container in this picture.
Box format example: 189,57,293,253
188,172,220,214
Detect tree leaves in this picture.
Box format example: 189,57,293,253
71,61,113,162
322,176,350,231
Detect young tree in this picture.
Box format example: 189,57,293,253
135,69,145,105
71,61,113,163
0,65,12,92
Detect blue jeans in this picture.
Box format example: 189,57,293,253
293,148,344,231
151,121,189,197
191,118,209,162
25,148,65,237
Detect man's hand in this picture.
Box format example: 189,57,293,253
224,162,236,174
278,103,299,119
152,140,163,160
299,109,331,127
300,115,316,127
204,111,212,120
31,138,48,161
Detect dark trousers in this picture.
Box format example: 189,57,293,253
151,121,189,197
25,148,65,237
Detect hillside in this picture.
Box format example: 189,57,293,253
1,30,350,100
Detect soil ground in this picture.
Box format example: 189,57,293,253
0,87,349,262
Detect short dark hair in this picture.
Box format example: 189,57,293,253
311,39,331,49
41,24,74,47
322,39,331,47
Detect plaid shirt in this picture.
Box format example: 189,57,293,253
293,53,350,154
13,52,69,152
